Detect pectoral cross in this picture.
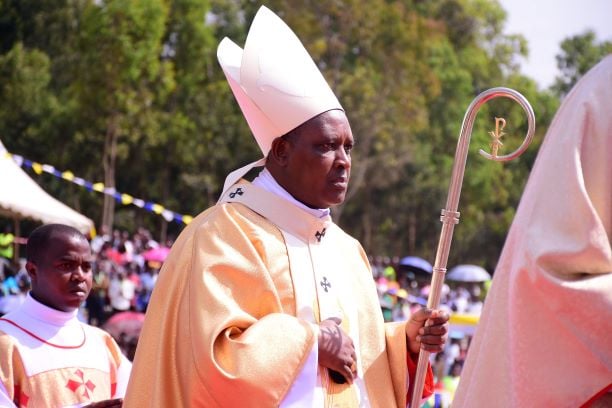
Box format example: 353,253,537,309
320,276,331,293
315,228,326,242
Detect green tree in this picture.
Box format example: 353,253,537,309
0,0,562,267
0,0,79,162
0,43,56,149
552,30,612,97
72,0,169,230
338,0,539,267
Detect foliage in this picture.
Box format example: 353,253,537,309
0,0,597,269
552,30,612,97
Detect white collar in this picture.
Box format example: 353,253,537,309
22,293,80,327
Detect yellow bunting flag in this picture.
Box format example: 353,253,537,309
152,204,164,214
121,194,134,205
32,162,43,174
62,171,75,181
4,147,195,226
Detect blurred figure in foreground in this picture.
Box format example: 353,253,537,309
453,55,612,407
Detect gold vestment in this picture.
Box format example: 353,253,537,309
125,182,427,407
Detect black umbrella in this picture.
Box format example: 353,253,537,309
399,256,433,278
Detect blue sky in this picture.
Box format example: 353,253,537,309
498,0,612,88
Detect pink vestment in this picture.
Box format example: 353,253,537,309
453,56,612,407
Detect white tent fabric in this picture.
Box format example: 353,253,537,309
0,141,94,234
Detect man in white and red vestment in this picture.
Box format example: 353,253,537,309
0,224,132,407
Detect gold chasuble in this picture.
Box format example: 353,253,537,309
125,182,416,407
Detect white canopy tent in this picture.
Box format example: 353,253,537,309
0,141,94,240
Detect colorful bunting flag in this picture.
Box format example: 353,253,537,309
0,147,193,225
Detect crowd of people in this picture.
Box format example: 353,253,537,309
0,227,481,407
369,256,485,406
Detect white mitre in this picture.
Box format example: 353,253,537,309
217,5,343,196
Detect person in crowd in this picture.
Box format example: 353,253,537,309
1,267,19,297
108,271,135,314
370,255,385,280
125,7,448,407
120,231,134,263
0,264,28,316
440,361,462,406
453,55,612,407
0,226,15,283
90,225,110,254
0,224,131,407
86,266,110,327
0,285,25,317
432,352,447,385
135,264,157,313
382,256,397,282
0,226,15,263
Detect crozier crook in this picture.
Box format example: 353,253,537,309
409,87,535,408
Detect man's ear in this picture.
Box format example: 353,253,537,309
268,137,292,167
25,261,37,283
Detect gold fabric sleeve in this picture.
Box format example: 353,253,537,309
101,329,121,394
352,245,407,408
383,322,409,408
125,203,316,407
0,332,18,403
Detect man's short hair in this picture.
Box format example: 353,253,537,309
27,224,87,264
